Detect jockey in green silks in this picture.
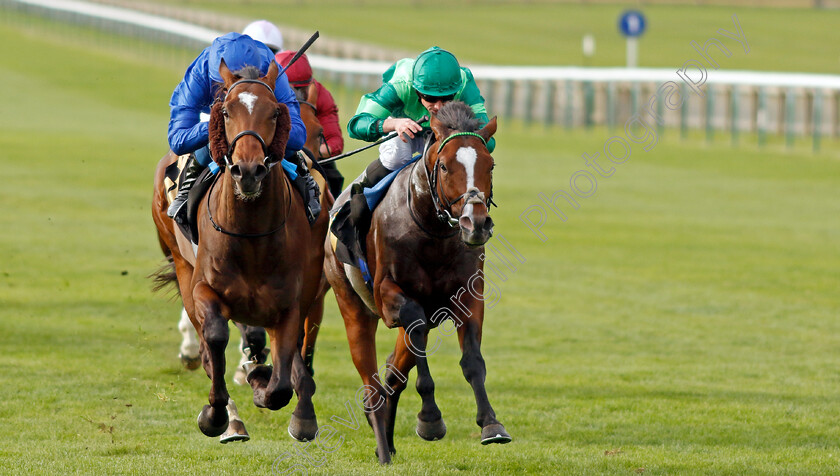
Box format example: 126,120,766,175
345,46,496,233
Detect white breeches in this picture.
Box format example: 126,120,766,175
378,134,426,171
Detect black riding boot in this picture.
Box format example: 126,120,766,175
167,156,206,224
291,151,322,225
348,159,392,236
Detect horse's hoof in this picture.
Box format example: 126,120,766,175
219,418,250,444
179,353,201,371
245,363,272,386
232,367,247,386
264,386,293,411
375,447,393,464
415,417,447,441
480,423,512,445
288,414,318,442
197,405,228,438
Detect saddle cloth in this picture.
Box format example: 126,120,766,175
164,152,327,244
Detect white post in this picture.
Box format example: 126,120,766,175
626,37,638,68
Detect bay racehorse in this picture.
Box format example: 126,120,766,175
324,101,510,464
152,59,330,443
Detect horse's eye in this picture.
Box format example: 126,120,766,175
222,107,229,118
272,109,280,120
440,164,447,173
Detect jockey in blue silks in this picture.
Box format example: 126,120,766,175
167,32,320,224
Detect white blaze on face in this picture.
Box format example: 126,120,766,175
456,146,478,217
238,91,258,115
456,146,477,189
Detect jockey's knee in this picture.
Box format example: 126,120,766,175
378,135,420,170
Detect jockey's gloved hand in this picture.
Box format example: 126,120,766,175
385,117,424,142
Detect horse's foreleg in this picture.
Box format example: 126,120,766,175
301,288,325,377
379,279,446,442
457,314,511,445
193,282,230,438
178,307,201,370
251,311,298,411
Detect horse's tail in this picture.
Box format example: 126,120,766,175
149,260,180,297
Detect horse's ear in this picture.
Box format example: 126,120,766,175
263,61,279,91
268,102,291,161
208,101,228,166
430,114,451,145
219,58,236,87
478,116,498,143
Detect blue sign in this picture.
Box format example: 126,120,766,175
618,10,646,38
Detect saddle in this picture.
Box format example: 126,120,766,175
164,152,328,244
328,154,422,284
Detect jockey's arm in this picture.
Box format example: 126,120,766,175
313,81,344,156
273,73,307,158
347,83,406,142
168,53,213,155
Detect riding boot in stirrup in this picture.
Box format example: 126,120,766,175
292,152,321,225
167,156,205,224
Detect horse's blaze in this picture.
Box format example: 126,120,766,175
451,145,492,246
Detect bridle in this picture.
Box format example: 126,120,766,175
207,77,290,238
408,131,497,235
428,131,496,227
218,79,283,171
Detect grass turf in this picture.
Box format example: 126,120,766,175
0,8,839,476
133,0,840,73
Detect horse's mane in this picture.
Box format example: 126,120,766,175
436,101,480,132
233,65,262,80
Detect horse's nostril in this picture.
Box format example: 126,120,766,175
459,215,474,232
483,216,494,232
230,164,242,180
254,164,268,182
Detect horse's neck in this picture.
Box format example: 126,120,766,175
404,159,459,241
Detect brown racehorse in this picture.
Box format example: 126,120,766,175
175,79,332,386
152,59,330,442
324,101,510,464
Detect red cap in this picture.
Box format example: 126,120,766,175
275,51,313,87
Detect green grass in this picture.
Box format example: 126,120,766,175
136,0,840,73
1,9,840,476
